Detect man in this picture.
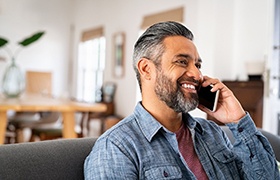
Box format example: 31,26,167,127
84,21,280,179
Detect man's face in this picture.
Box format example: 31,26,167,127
154,36,203,113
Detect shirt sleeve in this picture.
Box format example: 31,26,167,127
226,113,280,179
84,136,138,180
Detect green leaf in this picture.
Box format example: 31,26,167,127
18,31,45,47
0,38,8,48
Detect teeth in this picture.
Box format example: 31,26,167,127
181,84,195,90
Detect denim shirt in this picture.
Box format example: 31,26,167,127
84,102,280,180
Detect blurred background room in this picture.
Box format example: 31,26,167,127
0,0,279,143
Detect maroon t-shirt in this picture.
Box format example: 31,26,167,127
175,123,208,179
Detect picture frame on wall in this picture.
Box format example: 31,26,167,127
113,32,125,78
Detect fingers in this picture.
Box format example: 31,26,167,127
201,76,218,86
201,76,222,92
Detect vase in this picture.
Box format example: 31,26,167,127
2,58,25,98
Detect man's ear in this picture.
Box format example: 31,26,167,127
137,58,153,80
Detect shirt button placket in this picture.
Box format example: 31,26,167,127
238,127,243,132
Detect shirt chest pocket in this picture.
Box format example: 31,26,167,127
212,148,236,163
144,165,182,180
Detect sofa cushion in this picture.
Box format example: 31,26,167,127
0,138,96,180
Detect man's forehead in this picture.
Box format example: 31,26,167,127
163,36,200,60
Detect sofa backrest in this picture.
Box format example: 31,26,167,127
0,138,96,180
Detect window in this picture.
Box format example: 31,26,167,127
77,27,105,102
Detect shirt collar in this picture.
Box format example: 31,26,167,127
133,102,204,142
133,102,162,142
182,113,204,134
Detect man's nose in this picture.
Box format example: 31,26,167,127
185,64,202,82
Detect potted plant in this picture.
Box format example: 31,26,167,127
0,32,45,98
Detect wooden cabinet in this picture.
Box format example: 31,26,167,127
207,80,264,128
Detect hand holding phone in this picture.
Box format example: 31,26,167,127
197,85,219,112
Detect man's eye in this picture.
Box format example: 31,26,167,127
176,60,188,66
196,63,202,69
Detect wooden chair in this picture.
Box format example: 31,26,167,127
29,113,84,141
7,71,61,143
81,102,115,136
25,71,52,96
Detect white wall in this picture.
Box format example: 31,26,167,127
0,0,73,97
71,0,273,117
0,0,274,124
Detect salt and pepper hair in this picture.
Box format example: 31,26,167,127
133,21,194,91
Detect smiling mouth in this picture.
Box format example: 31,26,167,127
179,83,199,94
181,83,196,90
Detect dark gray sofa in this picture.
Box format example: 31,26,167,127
0,127,279,180
0,138,96,180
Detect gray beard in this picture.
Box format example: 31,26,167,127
154,72,199,113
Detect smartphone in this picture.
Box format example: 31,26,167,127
197,85,219,112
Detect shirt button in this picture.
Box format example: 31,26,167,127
163,170,168,177
238,127,243,132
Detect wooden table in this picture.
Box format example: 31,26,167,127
0,93,107,144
